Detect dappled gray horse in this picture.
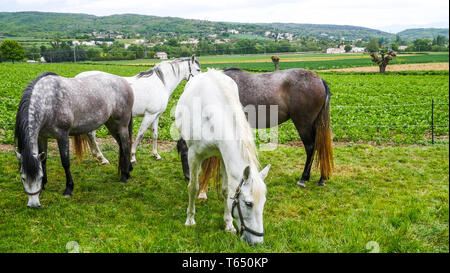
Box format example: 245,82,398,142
178,68,333,188
15,72,134,208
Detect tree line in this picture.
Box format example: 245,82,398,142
1,35,448,63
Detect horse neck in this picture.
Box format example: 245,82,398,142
219,140,258,189
159,61,189,94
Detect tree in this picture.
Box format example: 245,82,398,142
0,40,25,63
391,42,399,51
366,38,379,53
370,50,396,73
271,55,280,70
413,39,432,51
344,44,352,52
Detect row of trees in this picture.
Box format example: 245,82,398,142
1,34,448,63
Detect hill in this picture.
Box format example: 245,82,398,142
397,28,449,41
0,11,395,41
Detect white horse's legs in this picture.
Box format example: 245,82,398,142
86,131,110,164
151,116,161,160
221,164,236,233
186,151,201,226
131,113,157,163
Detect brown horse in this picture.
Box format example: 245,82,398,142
178,67,333,188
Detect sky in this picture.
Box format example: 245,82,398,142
2,0,449,33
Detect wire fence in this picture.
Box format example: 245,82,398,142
1,95,449,143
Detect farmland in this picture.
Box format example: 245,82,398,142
1,57,449,145
0,53,448,253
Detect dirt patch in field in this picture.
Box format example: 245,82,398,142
320,62,449,72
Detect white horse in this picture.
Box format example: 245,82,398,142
175,69,271,245
77,55,201,164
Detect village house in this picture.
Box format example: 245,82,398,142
350,46,366,53
326,45,346,54
155,52,168,59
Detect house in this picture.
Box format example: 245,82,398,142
326,47,346,54
350,46,366,53
180,38,199,45
81,41,96,46
155,52,168,59
398,45,408,51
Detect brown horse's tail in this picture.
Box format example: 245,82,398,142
314,80,334,179
198,156,221,196
73,135,88,163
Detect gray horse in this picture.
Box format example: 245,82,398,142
15,72,134,208
178,67,333,188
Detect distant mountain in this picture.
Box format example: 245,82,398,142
0,11,395,41
0,11,446,43
397,28,449,41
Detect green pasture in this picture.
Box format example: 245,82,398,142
0,55,448,253
0,142,448,252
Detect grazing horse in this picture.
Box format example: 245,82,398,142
78,55,201,164
15,72,134,208
178,67,333,191
175,69,270,245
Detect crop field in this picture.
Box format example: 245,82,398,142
88,52,449,73
1,62,448,145
202,53,449,72
0,59,448,253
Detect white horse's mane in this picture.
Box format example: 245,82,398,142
207,68,266,202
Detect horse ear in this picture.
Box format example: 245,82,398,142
15,151,21,161
37,152,46,162
259,164,271,180
243,165,251,180
191,54,196,62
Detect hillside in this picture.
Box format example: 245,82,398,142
397,28,449,41
0,11,395,41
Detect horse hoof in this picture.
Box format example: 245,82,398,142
63,193,72,198
101,160,110,165
130,159,137,164
225,226,237,234
318,181,326,186
185,218,196,226
297,181,306,188
198,191,208,201
154,154,162,160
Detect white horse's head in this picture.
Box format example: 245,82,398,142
15,151,45,208
232,164,270,245
187,55,201,80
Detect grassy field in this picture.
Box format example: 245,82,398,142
0,54,448,253
0,142,448,252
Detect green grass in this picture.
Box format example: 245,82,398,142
0,143,448,252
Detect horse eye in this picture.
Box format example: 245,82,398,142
245,201,253,208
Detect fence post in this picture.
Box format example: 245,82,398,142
431,98,434,145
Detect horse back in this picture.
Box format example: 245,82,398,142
36,73,133,136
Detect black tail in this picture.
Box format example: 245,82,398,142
177,137,190,181
128,117,133,172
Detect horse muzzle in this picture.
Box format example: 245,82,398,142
27,194,41,208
